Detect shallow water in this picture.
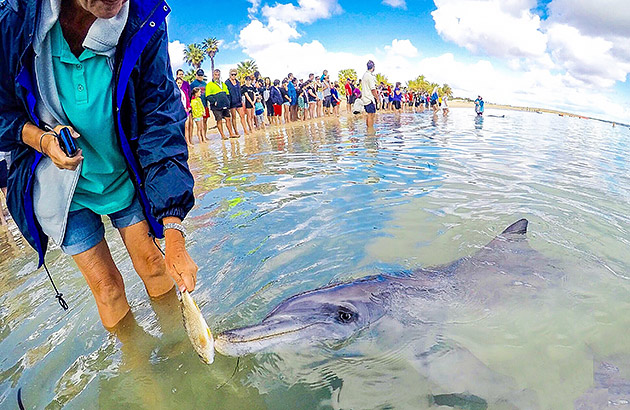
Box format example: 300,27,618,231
1,108,630,409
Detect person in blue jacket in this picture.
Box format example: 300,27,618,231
0,0,197,328
474,95,485,116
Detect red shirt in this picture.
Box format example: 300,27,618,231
345,82,352,96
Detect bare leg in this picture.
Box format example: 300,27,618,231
118,220,173,298
72,239,130,328
0,187,7,226
196,120,203,143
229,108,239,136
216,119,227,140
246,108,255,132
202,116,208,141
366,112,375,128
225,116,237,137
184,117,193,147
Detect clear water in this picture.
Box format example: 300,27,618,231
1,109,630,409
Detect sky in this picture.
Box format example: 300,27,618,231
166,0,630,123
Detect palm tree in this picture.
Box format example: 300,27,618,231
338,68,357,83
407,75,429,92
182,68,196,83
441,84,453,98
375,73,390,86
183,43,205,70
236,60,258,82
201,37,220,74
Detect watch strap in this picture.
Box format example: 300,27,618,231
163,222,187,238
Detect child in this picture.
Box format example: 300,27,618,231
297,89,305,121
190,87,206,143
254,94,265,129
330,83,341,117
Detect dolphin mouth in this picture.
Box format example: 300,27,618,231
215,320,322,356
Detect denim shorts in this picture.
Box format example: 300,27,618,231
61,196,146,255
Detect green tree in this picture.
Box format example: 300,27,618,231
184,43,205,70
375,73,390,86
407,75,429,92
182,68,196,83
201,37,220,74
441,83,453,98
236,60,259,82
338,68,357,83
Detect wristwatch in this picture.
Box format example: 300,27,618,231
163,222,187,238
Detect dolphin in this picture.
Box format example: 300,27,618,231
214,218,559,356
212,218,558,408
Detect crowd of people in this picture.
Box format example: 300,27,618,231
172,60,451,144
175,68,345,143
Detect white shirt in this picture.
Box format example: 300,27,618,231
361,70,376,105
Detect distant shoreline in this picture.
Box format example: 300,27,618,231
449,99,627,127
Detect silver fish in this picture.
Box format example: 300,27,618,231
181,291,215,364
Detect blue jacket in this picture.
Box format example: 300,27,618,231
270,86,283,106
0,0,194,267
224,79,242,107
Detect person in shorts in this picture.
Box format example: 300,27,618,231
254,95,266,130
206,69,234,140
225,69,249,136
190,69,210,141
361,60,378,128
270,80,284,126
190,88,206,143
241,76,257,131
0,0,197,329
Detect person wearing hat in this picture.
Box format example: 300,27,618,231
190,69,209,140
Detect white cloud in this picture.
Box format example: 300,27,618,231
238,17,372,81
247,0,261,16
261,0,342,25
168,40,186,72
385,39,419,58
215,0,630,123
382,0,407,9
432,0,547,59
546,23,630,88
548,0,630,38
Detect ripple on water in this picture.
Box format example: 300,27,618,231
1,110,630,409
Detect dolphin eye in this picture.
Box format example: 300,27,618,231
336,308,355,324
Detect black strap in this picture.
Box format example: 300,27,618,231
43,262,68,310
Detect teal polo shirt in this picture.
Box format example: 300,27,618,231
50,21,135,215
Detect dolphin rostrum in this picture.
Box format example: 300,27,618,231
214,218,558,357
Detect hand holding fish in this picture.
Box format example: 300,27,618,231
163,217,198,292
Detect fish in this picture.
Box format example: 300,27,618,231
180,290,215,364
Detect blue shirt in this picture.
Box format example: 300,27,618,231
51,21,135,214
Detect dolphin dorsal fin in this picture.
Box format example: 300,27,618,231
500,219,528,235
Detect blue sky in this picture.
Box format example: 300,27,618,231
166,0,630,122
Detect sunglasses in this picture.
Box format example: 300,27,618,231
230,73,237,76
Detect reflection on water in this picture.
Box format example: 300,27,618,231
1,109,630,409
